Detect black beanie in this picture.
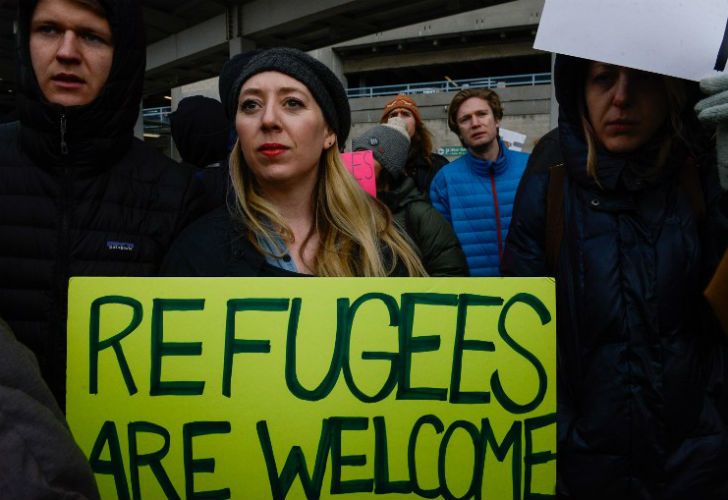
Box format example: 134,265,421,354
227,47,351,144
218,49,263,122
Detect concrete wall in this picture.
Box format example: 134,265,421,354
170,79,553,158
348,84,551,156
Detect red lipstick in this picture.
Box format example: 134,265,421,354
258,143,288,157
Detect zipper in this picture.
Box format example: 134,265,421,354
53,113,72,398
489,170,503,261
60,113,69,155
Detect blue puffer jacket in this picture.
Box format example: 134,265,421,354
502,55,728,499
429,138,528,276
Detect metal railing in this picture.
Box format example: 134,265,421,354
345,72,551,98
143,106,172,130
141,71,552,134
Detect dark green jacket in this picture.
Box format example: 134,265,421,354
380,177,468,277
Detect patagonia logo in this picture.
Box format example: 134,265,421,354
107,240,135,252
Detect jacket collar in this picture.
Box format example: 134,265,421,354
378,177,425,212
464,137,508,177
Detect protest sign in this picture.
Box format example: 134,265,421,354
499,129,527,152
535,0,728,81
67,277,556,499
341,151,377,197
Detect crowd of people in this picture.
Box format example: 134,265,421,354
1,0,727,498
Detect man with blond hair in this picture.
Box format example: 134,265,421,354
430,88,529,276
0,0,202,406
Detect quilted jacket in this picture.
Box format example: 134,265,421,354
0,0,202,406
429,137,528,276
502,55,728,499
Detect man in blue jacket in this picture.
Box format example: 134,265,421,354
430,88,529,276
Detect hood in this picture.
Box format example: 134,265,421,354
554,55,590,131
463,137,509,177
16,0,145,170
170,96,229,168
378,176,425,212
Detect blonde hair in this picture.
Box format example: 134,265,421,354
579,75,688,184
229,139,427,277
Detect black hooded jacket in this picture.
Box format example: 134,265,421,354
0,0,203,406
170,95,230,212
379,177,468,277
502,56,728,499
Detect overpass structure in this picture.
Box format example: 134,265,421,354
0,0,518,113
164,0,551,154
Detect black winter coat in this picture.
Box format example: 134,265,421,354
0,0,203,405
161,207,411,277
380,177,468,277
161,207,309,277
407,151,449,200
170,96,231,212
502,56,728,499
0,317,99,499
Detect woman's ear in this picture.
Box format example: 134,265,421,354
323,128,337,150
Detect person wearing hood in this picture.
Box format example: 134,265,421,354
0,0,203,406
170,95,230,212
430,88,529,276
352,118,468,277
502,56,728,498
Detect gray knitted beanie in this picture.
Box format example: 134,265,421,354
227,47,351,144
352,117,411,181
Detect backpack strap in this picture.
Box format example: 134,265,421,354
545,163,566,275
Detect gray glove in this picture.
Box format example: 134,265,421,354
352,118,410,181
695,73,728,190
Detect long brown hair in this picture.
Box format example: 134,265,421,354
408,120,436,172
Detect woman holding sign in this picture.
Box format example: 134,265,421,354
162,48,425,277
502,56,728,498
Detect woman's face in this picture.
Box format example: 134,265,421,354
386,108,416,138
584,62,669,154
235,71,335,191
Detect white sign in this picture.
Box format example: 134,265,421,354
534,0,728,81
500,128,527,152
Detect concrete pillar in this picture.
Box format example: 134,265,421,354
229,37,256,57
549,52,558,131
307,47,348,88
134,105,144,140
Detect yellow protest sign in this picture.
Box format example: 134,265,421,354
66,277,556,499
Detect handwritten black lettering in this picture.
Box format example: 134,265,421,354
715,17,728,71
